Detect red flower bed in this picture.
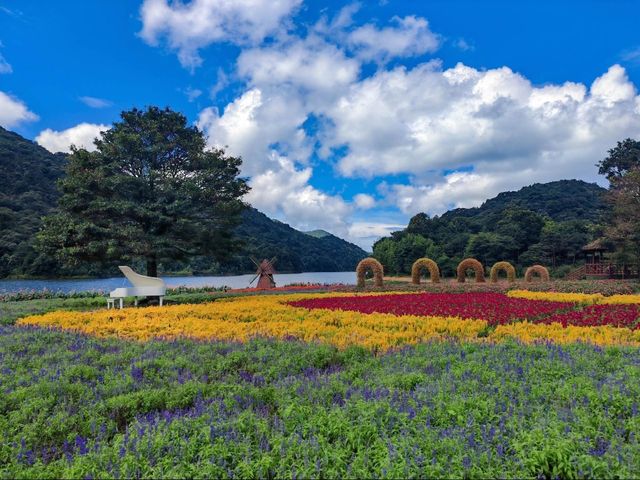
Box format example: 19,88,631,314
289,293,571,326
537,304,640,329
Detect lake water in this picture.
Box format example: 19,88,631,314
0,271,357,294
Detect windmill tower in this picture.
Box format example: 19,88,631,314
249,257,277,289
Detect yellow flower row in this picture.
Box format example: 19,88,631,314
599,294,640,304
508,290,640,305
493,322,640,346
18,292,640,349
507,290,604,304
18,293,486,351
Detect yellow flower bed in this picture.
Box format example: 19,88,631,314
17,293,487,351
492,321,640,347
18,291,640,350
599,294,640,305
507,290,604,304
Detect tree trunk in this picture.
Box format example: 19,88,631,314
147,256,158,277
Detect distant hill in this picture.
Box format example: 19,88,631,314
214,209,367,274
440,180,608,223
0,127,366,278
0,127,68,277
304,229,331,239
374,179,609,277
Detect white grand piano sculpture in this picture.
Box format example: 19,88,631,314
108,266,166,309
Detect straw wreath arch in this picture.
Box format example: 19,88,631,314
411,258,440,284
490,261,516,283
525,265,550,282
457,258,486,283
356,258,384,288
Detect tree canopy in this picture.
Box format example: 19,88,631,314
597,138,640,180
37,107,249,276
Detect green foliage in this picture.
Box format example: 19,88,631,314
465,232,517,267
1,330,639,478
0,127,67,278
1,124,366,278
37,107,249,277
605,167,640,266
374,180,607,277
597,137,640,180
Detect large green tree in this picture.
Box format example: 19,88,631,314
38,106,249,276
597,138,640,180
605,168,640,267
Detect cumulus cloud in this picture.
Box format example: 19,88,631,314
197,88,311,176
35,123,109,153
245,156,353,235
79,96,112,108
348,15,440,62
237,36,360,96
326,63,640,213
139,0,301,69
179,3,640,246
353,193,376,209
0,91,38,128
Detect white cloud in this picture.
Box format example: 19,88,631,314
353,193,376,209
139,0,301,69
245,155,353,236
237,36,360,97
197,87,310,176
348,15,440,62
327,63,640,191
79,96,112,108
454,38,474,52
0,53,11,74
621,46,640,64
182,86,202,102
0,91,38,128
35,123,109,153
347,221,404,250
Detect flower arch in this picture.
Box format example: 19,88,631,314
411,258,440,284
457,258,485,283
356,258,384,287
490,261,516,283
525,265,550,282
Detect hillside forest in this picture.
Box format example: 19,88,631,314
373,180,609,278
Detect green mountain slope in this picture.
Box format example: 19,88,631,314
0,126,68,277
374,180,609,277
213,209,367,274
0,127,366,277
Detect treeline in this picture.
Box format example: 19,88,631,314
0,122,366,279
373,180,608,278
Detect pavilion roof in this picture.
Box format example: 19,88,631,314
582,238,607,252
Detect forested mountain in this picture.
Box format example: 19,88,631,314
0,127,68,277
0,127,366,278
374,180,609,277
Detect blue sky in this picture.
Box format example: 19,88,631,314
2,0,640,249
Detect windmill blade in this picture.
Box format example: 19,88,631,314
250,256,260,267
268,257,277,266
249,272,260,286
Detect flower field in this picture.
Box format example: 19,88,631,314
17,291,640,348
2,325,640,478
5,288,640,477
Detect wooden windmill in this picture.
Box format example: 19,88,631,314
249,257,277,289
